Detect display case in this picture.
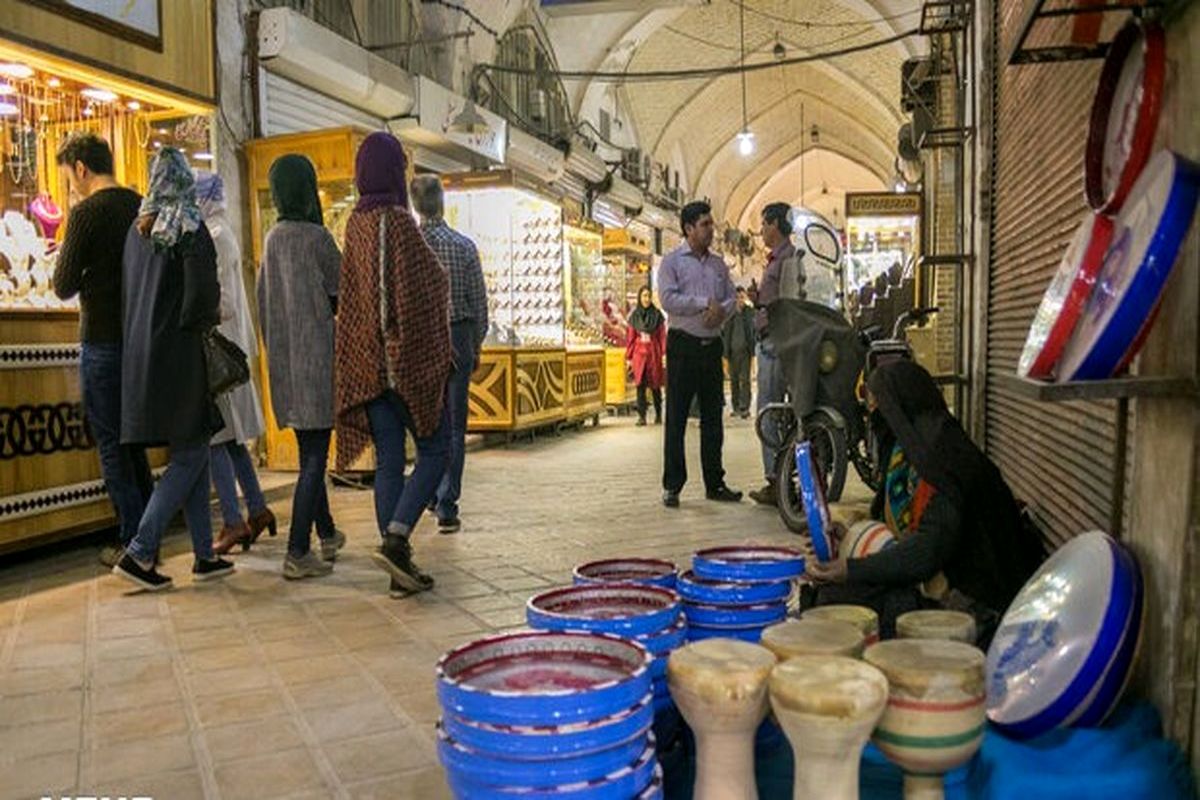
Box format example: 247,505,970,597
600,228,653,406
0,34,212,552
444,171,565,348
245,127,372,471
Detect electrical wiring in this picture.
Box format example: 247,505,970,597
664,21,880,53
480,28,917,83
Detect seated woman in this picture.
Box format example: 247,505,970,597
807,360,1043,644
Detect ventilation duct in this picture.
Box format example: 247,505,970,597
565,135,608,184
258,7,415,119
507,127,567,184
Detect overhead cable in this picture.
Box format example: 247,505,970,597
480,29,918,83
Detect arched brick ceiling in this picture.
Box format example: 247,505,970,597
735,148,886,231
540,0,922,223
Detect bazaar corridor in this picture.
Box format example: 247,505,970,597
0,418,866,800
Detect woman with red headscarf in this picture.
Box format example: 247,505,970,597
335,132,452,596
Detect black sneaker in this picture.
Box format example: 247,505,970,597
706,485,744,503
438,517,461,535
192,557,235,582
113,553,173,592
370,534,432,593
662,490,680,508
99,543,124,568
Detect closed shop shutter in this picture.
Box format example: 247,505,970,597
258,69,383,138
985,3,1123,549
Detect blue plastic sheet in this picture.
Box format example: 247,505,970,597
660,701,1196,799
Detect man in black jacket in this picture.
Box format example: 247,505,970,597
53,134,152,566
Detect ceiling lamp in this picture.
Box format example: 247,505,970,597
127,100,141,111
81,87,118,103
0,63,33,79
737,0,754,158
773,32,785,61
448,100,489,135
737,130,756,157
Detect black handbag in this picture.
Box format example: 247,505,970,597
203,328,250,396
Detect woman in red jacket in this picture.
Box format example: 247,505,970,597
626,286,666,426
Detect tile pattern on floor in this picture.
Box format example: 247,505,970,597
0,415,872,799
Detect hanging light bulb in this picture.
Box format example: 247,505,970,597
737,130,756,157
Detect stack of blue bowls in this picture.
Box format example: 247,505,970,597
436,630,662,798
526,583,685,720
572,558,679,590
682,546,804,643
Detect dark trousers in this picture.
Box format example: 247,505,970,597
80,342,152,545
636,376,661,421
289,429,335,557
662,330,726,493
728,350,752,414
435,322,477,521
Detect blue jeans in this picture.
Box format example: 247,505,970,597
435,323,477,521
80,342,152,544
756,339,786,482
367,390,450,535
210,441,267,527
290,429,335,557
125,443,214,564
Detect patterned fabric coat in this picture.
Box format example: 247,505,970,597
335,206,451,470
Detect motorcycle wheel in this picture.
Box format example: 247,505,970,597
775,414,849,535
805,410,849,503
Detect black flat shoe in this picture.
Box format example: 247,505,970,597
706,486,743,503
662,490,680,508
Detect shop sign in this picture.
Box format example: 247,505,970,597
845,192,922,217
21,0,163,51
417,76,507,164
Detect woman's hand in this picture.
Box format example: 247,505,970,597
806,557,848,584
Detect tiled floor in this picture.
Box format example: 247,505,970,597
0,415,871,800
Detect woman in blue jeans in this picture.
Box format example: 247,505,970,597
258,154,345,579
335,132,452,597
113,147,234,591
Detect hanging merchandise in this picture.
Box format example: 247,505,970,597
1057,150,1200,381
1084,19,1165,214
1017,212,1113,380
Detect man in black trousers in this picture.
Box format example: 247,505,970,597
658,201,742,507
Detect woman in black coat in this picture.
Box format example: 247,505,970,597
113,147,235,591
807,360,1043,644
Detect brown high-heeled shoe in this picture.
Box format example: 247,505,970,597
247,508,278,550
214,522,251,555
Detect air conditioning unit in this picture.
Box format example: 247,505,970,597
507,127,567,184
565,135,608,184
900,57,936,114
603,174,644,211
258,8,415,118
620,149,645,186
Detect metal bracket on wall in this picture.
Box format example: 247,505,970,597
1006,0,1162,66
993,372,1198,537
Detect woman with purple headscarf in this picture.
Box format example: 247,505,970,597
193,171,275,557
335,132,452,597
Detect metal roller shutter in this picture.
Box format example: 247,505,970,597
258,69,383,138
985,3,1121,549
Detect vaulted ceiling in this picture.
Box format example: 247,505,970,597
541,0,922,226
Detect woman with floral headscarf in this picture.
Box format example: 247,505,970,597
336,132,451,596
113,147,234,591
258,154,344,579
193,171,275,557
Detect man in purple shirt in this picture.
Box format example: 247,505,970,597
749,202,798,506
658,201,742,507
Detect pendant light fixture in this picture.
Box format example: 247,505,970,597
736,0,755,157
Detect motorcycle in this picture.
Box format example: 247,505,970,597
756,300,936,533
